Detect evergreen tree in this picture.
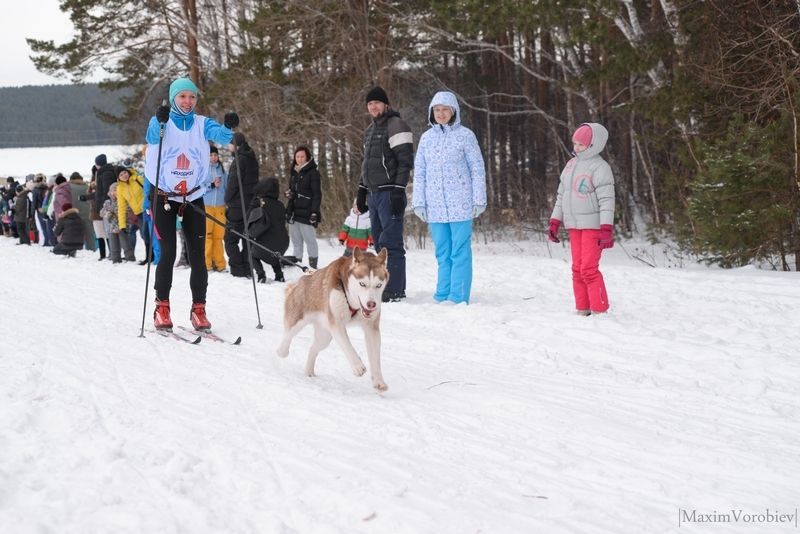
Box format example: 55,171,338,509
687,115,798,269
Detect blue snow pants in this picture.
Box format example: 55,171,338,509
429,220,473,304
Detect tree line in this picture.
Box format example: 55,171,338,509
28,0,800,269
0,84,127,148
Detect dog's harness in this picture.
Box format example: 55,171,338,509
158,184,201,220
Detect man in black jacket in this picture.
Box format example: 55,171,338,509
224,132,260,277
93,154,117,209
355,86,414,302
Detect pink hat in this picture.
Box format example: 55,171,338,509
572,124,593,147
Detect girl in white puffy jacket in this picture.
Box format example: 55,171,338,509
547,123,616,315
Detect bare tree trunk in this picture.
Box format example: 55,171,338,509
183,0,201,88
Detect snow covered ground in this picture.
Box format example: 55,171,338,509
1,231,798,534
1,145,139,177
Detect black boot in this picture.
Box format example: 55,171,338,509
309,257,318,269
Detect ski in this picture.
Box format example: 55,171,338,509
150,328,202,344
179,326,242,345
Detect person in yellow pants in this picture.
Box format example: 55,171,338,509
204,145,228,271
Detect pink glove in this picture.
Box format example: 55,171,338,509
598,224,614,249
547,218,561,243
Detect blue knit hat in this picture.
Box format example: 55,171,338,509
169,78,199,104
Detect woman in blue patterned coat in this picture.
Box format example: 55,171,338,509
412,91,487,304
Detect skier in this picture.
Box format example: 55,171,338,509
144,77,238,331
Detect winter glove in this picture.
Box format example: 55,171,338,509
309,212,319,228
223,112,240,129
339,239,345,246
390,187,407,216
356,187,368,214
155,105,170,124
413,207,427,222
473,205,486,218
547,218,561,243
598,224,614,249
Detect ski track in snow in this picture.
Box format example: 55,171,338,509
1,236,799,534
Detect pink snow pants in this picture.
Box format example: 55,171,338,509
567,229,609,313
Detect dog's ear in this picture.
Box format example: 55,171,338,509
353,246,364,262
377,247,388,266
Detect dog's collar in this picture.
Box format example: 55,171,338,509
340,281,360,317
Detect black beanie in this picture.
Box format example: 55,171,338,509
95,154,107,166
210,145,219,154
365,86,389,105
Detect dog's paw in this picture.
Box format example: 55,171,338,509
373,380,388,391
305,370,316,377
352,363,367,377
276,344,289,358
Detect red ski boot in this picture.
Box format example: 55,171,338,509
190,302,211,331
154,299,173,330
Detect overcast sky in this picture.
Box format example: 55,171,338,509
1,0,77,87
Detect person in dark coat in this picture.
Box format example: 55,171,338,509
52,203,85,257
3,177,19,238
355,86,414,302
93,154,117,211
248,177,290,283
224,132,260,277
284,146,322,268
13,185,31,245
68,171,95,251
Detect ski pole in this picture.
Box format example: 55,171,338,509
186,201,308,272
139,105,166,337
230,138,263,329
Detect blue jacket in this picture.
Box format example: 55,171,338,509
412,91,486,223
203,161,228,207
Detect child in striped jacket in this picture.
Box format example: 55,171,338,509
338,203,373,257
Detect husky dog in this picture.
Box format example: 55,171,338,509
276,247,390,391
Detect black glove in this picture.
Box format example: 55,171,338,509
309,212,318,228
390,187,406,216
156,105,170,124
79,194,87,201
339,239,345,245
224,112,239,129
356,187,368,214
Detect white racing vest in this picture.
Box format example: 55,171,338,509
145,116,211,202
